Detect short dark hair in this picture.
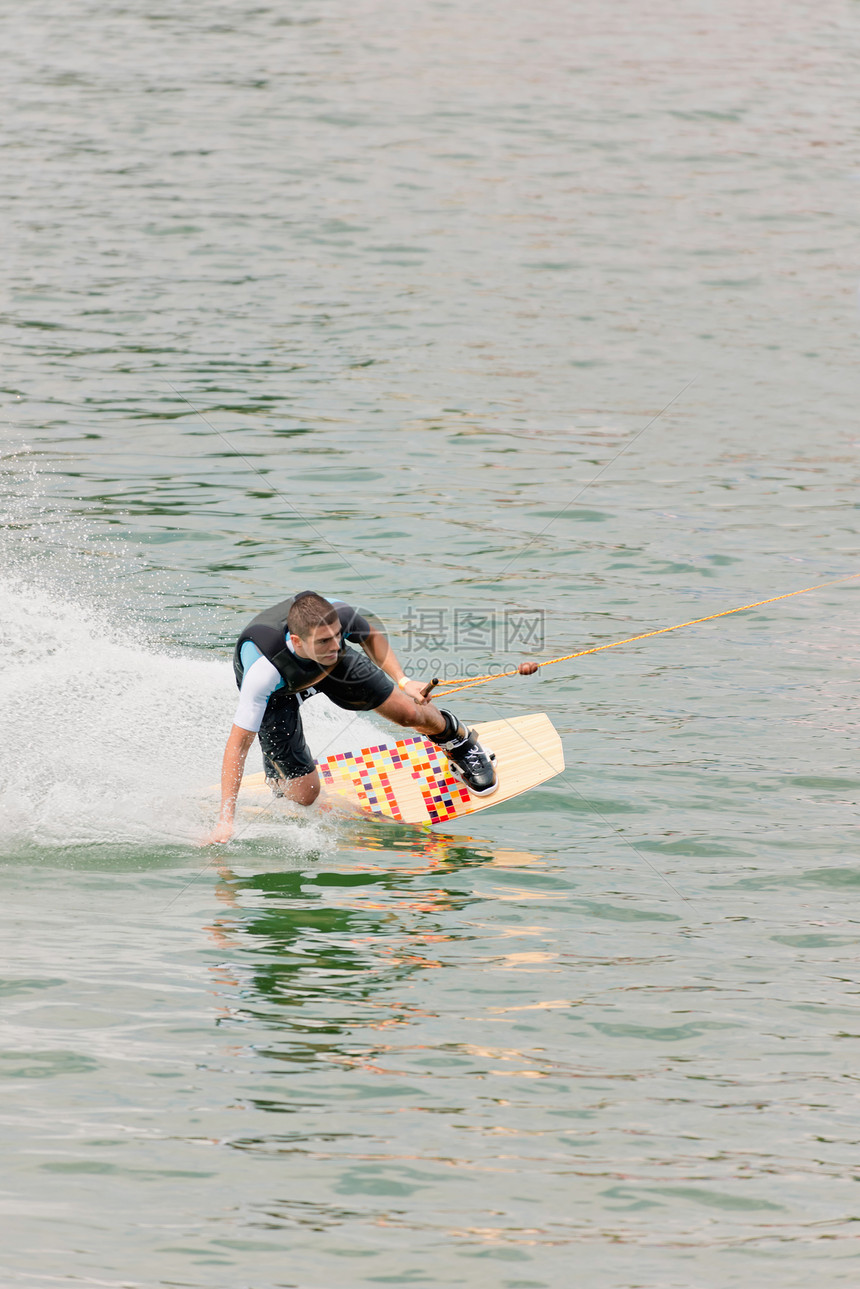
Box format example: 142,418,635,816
287,591,339,639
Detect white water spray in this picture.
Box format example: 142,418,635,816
0,575,382,849
0,449,384,850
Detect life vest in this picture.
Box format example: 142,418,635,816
232,593,345,693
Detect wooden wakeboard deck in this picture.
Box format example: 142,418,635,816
239,712,564,826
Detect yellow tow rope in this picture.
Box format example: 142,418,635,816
433,572,860,699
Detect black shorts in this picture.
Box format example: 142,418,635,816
258,647,395,783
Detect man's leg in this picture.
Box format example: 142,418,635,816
317,651,497,797
374,690,447,739
258,690,321,806
268,766,321,806
374,691,497,796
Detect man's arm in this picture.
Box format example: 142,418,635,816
361,625,430,704
202,724,257,845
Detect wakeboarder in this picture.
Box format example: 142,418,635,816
204,591,497,844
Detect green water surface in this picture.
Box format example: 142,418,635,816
2,1,860,1286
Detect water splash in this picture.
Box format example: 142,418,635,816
0,573,383,849
0,448,385,849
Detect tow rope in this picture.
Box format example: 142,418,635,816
429,572,860,699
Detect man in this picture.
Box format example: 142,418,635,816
204,591,497,844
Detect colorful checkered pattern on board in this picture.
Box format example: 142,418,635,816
317,735,472,824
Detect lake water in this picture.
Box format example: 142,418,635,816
2,1,860,1285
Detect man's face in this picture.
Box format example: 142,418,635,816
292,619,342,668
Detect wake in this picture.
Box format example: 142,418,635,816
0,576,380,849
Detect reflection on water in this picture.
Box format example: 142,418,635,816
208,835,546,1057
186,825,855,1275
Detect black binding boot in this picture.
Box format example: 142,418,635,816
433,711,498,797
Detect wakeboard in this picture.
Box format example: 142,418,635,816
239,712,564,826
